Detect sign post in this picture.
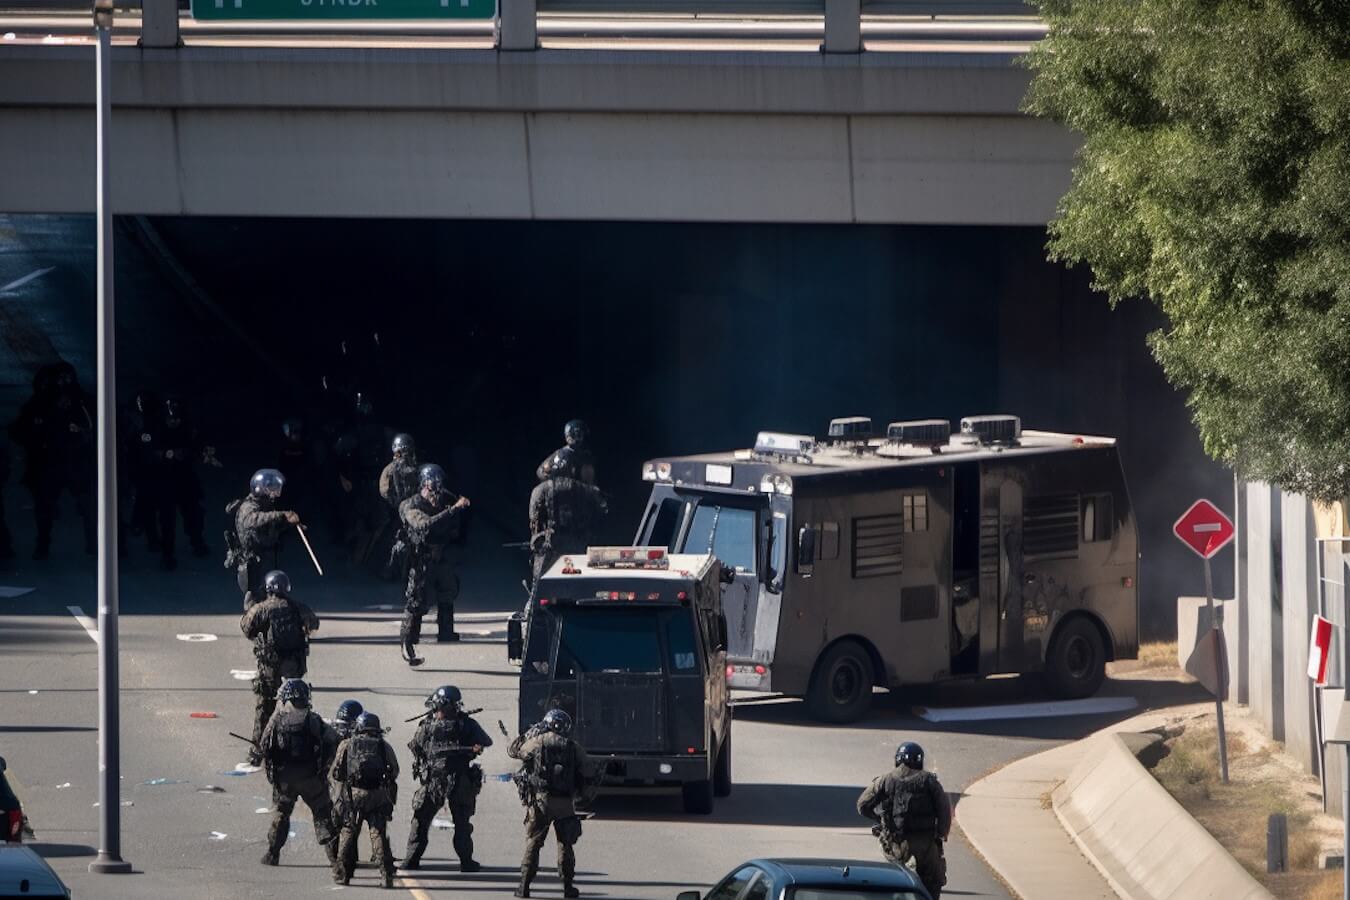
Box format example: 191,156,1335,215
1174,498,1236,784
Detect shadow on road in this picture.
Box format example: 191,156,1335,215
0,725,96,734
593,783,865,828
30,843,98,859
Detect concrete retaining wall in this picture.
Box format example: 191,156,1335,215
1053,733,1272,900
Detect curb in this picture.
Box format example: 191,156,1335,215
1052,733,1272,900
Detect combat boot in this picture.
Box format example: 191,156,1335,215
260,851,279,866
459,858,481,873
324,841,339,867
383,870,395,889
514,865,533,898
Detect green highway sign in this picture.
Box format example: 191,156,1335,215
191,0,494,20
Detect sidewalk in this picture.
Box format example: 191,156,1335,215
959,739,1119,900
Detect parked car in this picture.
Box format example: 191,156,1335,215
678,858,932,900
0,846,71,898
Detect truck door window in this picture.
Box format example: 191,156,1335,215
769,512,787,589
555,610,663,678
644,497,687,550
1081,493,1114,542
666,612,700,673
683,504,757,574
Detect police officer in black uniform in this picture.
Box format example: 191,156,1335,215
379,433,419,580
508,709,590,899
398,465,469,665
402,685,492,873
240,571,320,766
528,447,607,590
258,678,340,868
331,711,400,888
329,699,364,846
535,419,596,485
856,741,952,900
226,469,301,605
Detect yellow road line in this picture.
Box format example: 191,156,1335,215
398,873,434,900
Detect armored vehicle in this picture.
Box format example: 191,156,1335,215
518,546,732,814
636,414,1139,722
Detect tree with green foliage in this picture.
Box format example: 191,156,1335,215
1023,0,1350,500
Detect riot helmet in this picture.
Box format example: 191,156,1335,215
895,741,925,770
564,419,588,447
52,362,77,390
547,447,578,480
250,468,285,501
354,712,382,735
419,463,445,495
426,685,462,713
542,708,573,737
335,699,364,736
391,433,416,460
263,570,292,598
278,678,312,708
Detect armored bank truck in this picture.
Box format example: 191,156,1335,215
519,547,732,814
636,415,1139,723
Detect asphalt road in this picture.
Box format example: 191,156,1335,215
0,524,1205,900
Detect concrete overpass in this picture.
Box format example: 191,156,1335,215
0,6,1077,223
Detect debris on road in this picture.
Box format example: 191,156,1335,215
190,712,218,719
93,800,133,808
27,690,37,695
197,785,226,793
255,807,270,814
54,783,70,790
209,831,227,840
176,633,218,642
432,817,452,830
142,778,188,786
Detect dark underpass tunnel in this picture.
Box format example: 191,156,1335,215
0,213,1232,636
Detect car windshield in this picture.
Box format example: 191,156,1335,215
554,608,665,677
790,890,923,900
681,503,757,573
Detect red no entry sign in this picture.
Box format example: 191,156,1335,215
1173,499,1236,559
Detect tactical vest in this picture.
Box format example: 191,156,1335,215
890,770,939,835
538,739,577,798
547,479,591,536
425,718,468,778
347,735,389,790
271,710,321,773
264,602,307,661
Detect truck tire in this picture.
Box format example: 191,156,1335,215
806,640,875,723
714,732,732,798
1044,617,1107,699
682,779,714,815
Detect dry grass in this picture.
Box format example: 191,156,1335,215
1137,640,1180,670
1289,831,1322,870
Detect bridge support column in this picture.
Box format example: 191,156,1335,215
498,0,537,51
823,0,861,54
139,0,180,48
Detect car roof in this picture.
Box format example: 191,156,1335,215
0,846,70,897
750,858,926,890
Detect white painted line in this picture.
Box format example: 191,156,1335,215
914,695,1138,723
209,831,227,840
455,611,514,622
0,267,54,295
67,605,98,643
176,633,218,642
230,669,257,680
0,586,36,599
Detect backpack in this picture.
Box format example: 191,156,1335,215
271,711,320,771
266,603,307,658
540,739,576,797
889,770,938,835
347,735,389,790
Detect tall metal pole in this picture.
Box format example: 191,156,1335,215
88,0,131,875
1204,556,1229,784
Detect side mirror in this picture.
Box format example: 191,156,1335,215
507,612,524,662
677,893,702,900
717,613,728,652
798,524,817,575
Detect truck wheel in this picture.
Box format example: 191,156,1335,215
806,640,875,723
682,779,714,815
1045,617,1106,699
714,732,732,798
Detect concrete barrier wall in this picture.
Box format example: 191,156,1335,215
1053,733,1272,900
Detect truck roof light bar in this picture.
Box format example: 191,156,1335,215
586,546,670,569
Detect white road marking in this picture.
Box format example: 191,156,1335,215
176,633,218,642
67,605,98,643
209,831,227,840
914,696,1138,723
0,266,54,295
230,669,257,680
455,611,513,622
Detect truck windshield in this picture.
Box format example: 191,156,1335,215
682,504,756,574
554,608,664,677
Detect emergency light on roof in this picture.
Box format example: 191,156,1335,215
754,432,815,458
586,546,670,570
886,419,952,447
827,416,873,441
961,414,1022,446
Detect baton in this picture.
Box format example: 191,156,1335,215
295,523,324,576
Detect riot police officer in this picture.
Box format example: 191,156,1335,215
508,709,590,899
331,711,399,888
240,570,320,766
528,447,607,590
259,678,340,868
379,433,419,580
402,685,492,873
151,397,210,570
535,419,596,485
856,741,951,900
398,464,469,665
226,469,301,604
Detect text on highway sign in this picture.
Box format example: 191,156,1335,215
191,0,494,21
1173,499,1236,560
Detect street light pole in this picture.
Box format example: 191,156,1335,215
88,0,131,875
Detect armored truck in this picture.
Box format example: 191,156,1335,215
635,414,1139,723
518,547,732,814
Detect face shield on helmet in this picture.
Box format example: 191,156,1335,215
542,708,573,737
335,699,364,734
895,741,925,770
250,468,285,501
426,685,463,713
419,464,445,496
